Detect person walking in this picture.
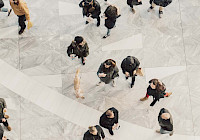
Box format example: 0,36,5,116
0,0,12,16
97,59,119,87
9,0,31,34
102,5,121,38
121,56,140,88
147,0,172,18
99,107,119,135
79,0,101,26
127,0,142,14
0,98,11,131
83,125,105,140
156,108,173,136
67,36,89,65
140,79,172,106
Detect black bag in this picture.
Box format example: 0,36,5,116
0,0,4,8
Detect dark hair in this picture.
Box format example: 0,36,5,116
74,36,83,44
102,59,116,73
106,6,118,18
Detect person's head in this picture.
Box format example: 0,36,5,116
104,59,116,69
149,79,158,89
89,126,98,135
108,5,118,17
106,109,114,118
13,0,19,4
74,36,84,46
161,113,170,120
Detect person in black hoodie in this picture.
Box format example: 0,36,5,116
147,0,172,18
97,59,119,87
127,0,142,14
83,125,105,140
121,56,140,88
67,36,89,65
102,5,121,38
79,0,101,26
140,79,172,106
99,107,119,135
156,108,173,136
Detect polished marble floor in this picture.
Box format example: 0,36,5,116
0,0,200,139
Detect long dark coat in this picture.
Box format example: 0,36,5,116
127,0,142,7
83,125,105,140
79,0,101,18
121,56,140,77
0,0,4,8
158,108,173,131
104,6,120,29
67,41,89,58
99,107,119,129
0,125,4,139
97,63,119,84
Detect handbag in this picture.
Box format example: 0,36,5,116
0,0,4,8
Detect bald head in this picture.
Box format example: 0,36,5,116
161,113,170,120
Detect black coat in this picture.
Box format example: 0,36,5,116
150,0,172,7
83,125,105,140
104,6,120,29
79,0,101,18
99,107,119,129
0,0,4,8
158,108,173,131
67,41,89,58
121,56,140,77
97,63,119,84
127,0,142,7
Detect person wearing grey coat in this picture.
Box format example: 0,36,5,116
97,59,119,87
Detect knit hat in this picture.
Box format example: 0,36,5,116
74,36,83,44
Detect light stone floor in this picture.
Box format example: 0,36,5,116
0,0,200,139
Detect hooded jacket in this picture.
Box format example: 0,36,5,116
67,40,89,58
121,56,140,77
158,108,173,131
79,0,101,18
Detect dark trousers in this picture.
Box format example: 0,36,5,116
17,15,26,29
131,76,135,85
97,16,100,24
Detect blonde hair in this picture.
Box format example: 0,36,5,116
89,126,96,133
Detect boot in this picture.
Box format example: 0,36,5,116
140,96,148,101
169,131,174,136
18,28,25,35
103,34,110,38
8,9,12,16
159,10,163,18
7,126,12,131
4,115,9,119
85,21,89,24
109,129,114,135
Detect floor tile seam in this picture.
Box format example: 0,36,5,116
178,0,195,135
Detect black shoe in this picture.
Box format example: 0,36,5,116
81,58,85,65
8,9,12,16
125,77,128,80
18,28,25,35
131,84,134,88
97,22,100,27
159,10,163,18
85,21,89,24
103,34,110,39
109,129,114,135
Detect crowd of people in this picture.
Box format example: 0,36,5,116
0,0,174,139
